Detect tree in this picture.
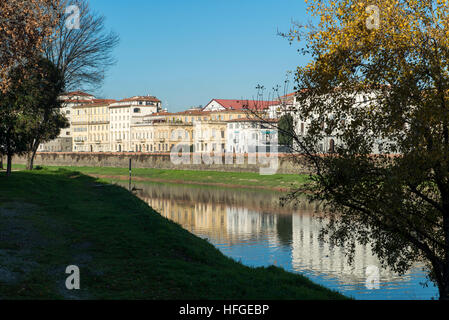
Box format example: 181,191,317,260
20,59,68,170
0,58,68,174
278,114,294,148
0,99,29,176
0,0,62,92
282,0,449,300
44,0,120,92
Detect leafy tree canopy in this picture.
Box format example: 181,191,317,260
284,0,449,299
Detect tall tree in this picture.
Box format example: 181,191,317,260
0,0,61,91
283,0,449,300
20,59,68,170
0,58,68,174
44,0,120,92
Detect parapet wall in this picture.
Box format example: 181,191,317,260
13,152,311,175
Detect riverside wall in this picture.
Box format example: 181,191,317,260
13,152,311,175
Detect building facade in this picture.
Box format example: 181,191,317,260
71,99,115,152
110,96,162,152
226,118,278,154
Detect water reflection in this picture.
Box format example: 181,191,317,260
124,181,438,300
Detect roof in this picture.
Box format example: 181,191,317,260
92,99,116,104
206,99,280,111
64,91,95,97
73,99,116,109
226,117,278,123
118,96,161,103
146,112,176,116
174,110,211,116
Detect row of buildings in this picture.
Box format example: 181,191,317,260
39,91,284,154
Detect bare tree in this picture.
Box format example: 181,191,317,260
44,0,120,92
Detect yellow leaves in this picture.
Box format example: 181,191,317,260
0,0,62,92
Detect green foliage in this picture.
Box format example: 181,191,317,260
278,114,294,147
286,0,449,300
0,58,68,171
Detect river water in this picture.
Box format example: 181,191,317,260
121,180,438,300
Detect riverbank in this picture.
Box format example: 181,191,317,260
0,169,346,299
12,164,309,191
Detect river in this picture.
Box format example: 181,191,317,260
119,180,438,300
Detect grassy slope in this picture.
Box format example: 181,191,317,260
12,164,309,190
0,169,346,300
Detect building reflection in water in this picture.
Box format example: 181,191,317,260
119,181,435,299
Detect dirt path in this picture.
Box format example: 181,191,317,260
90,174,292,192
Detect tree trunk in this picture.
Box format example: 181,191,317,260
0,155,3,170
438,280,449,300
26,150,35,171
26,140,40,171
6,153,12,176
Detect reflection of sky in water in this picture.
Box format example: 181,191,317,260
197,228,438,300
126,181,440,300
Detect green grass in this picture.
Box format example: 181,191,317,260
12,164,309,190
0,169,346,300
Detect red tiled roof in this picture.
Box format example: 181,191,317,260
208,99,280,111
64,91,94,97
92,99,116,104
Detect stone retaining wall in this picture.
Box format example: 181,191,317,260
13,152,311,174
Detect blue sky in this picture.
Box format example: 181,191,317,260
89,0,310,112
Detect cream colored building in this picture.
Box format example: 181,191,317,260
38,91,95,152
129,108,260,154
193,121,227,153
58,91,96,138
131,114,193,153
72,99,115,152
37,93,279,155
110,96,162,152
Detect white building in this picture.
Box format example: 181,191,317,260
273,91,392,154
203,99,279,112
226,118,278,154
109,96,162,152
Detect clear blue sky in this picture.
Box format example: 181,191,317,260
89,0,310,112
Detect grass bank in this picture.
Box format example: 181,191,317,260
0,169,346,300
12,164,309,191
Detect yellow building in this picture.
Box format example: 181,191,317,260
193,121,227,153
72,99,115,152
131,114,194,153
